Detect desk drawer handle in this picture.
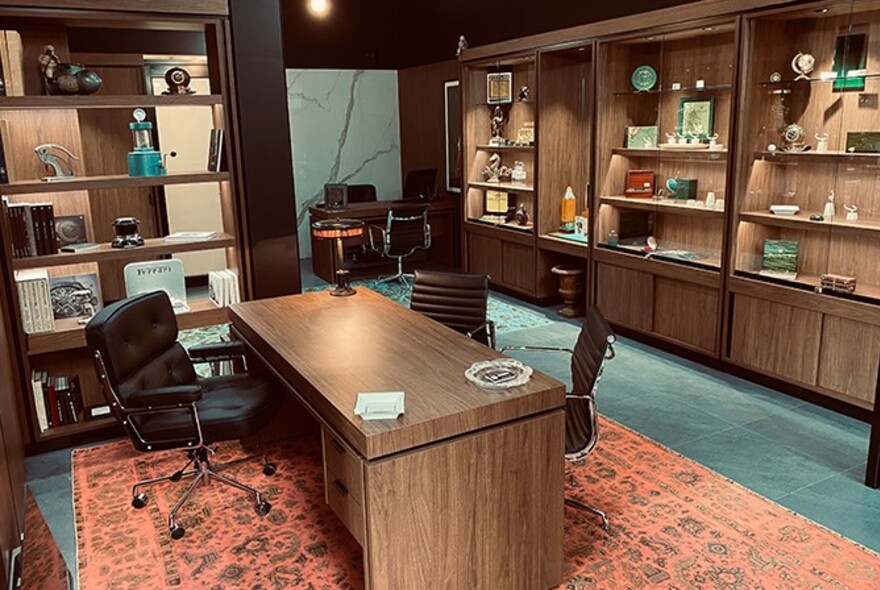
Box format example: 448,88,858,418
330,437,346,455
332,479,349,496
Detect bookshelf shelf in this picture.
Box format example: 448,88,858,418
35,416,117,442
0,171,230,196
600,196,725,217
0,94,223,110
739,210,880,236
12,233,235,270
26,297,229,356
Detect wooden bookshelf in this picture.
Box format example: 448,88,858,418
474,144,534,151
755,150,880,164
612,147,728,161
12,233,235,270
1,171,230,196
0,94,223,110
739,210,880,237
468,180,535,193
34,415,117,443
600,196,725,217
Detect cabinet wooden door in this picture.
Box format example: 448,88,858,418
468,233,502,280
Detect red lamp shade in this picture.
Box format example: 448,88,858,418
311,218,365,239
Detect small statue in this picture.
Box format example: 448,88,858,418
844,203,858,221
823,189,836,219
815,132,829,153
482,153,510,183
489,106,505,145
456,35,468,57
518,86,530,102
39,44,102,96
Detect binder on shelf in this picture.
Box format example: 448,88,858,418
15,268,54,333
30,371,48,432
208,269,240,307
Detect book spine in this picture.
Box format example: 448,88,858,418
45,203,56,253
6,31,23,97
34,204,47,256
15,278,31,333
0,117,9,183
41,372,54,429
23,204,36,256
8,205,24,258
31,371,48,432
29,279,44,333
69,376,82,422
37,277,54,332
55,377,71,425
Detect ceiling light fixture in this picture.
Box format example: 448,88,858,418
814,7,829,13
703,26,717,32
308,0,331,19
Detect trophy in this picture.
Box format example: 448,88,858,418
792,52,815,81
489,106,506,146
782,123,808,152
815,133,829,153
844,204,858,221
482,153,510,183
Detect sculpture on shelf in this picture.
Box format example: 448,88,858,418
35,143,77,181
782,123,808,152
456,35,468,57
792,52,816,80
162,67,195,95
482,153,510,183
823,189,836,219
38,45,102,96
489,106,506,146
518,85,530,101
815,133,829,153
844,203,858,221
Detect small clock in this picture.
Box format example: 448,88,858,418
631,65,658,92
162,67,195,95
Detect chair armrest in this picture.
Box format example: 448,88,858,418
127,384,203,408
367,225,386,253
467,320,497,349
500,345,574,355
188,341,245,363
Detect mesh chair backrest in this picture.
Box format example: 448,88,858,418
566,305,615,456
410,270,490,344
385,206,429,257
347,184,377,203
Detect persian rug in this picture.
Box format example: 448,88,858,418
73,418,880,589
23,488,71,590
306,279,555,334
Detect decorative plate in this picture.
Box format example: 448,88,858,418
465,359,533,390
631,65,658,92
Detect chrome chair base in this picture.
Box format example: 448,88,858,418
377,257,412,286
131,447,275,540
565,497,609,530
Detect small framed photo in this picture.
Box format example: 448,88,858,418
678,97,715,138
323,183,348,211
486,72,513,104
516,123,535,145
626,126,659,148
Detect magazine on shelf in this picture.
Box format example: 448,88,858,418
124,259,189,314
208,269,240,307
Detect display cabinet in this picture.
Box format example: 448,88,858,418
0,5,243,445
535,42,594,301
462,53,538,297
593,21,738,354
729,0,880,408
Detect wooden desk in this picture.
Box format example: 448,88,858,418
309,198,461,282
229,289,565,589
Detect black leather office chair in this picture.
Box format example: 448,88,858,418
347,184,377,203
85,291,281,540
367,206,431,286
502,305,615,529
410,269,496,349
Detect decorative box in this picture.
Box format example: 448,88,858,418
674,178,698,200
625,170,655,197
821,273,857,294
626,126,659,149
760,239,799,279
845,131,880,154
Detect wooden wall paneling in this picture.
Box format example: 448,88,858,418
817,315,880,408
595,262,653,331
653,276,719,353
468,233,502,280
364,411,564,590
729,293,822,385
501,240,535,293
398,59,460,200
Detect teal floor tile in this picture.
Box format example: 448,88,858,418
28,475,77,577
674,427,844,500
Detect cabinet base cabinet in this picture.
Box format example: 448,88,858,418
467,231,536,296
729,294,880,409
595,262,718,354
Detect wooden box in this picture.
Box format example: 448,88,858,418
624,170,655,198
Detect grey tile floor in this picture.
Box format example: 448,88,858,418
26,261,880,585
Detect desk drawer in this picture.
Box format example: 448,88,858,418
322,428,365,503
326,467,366,545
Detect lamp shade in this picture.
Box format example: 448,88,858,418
311,218,365,239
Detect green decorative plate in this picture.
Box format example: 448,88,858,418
631,65,658,92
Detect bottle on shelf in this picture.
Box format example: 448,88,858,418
560,185,576,232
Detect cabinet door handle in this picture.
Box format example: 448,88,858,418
330,437,345,454
332,479,349,496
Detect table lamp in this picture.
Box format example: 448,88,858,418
311,218,365,296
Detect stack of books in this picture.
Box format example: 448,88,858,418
31,371,84,432
14,268,54,334
208,269,241,307
5,201,58,258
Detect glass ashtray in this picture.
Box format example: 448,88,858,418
465,359,533,390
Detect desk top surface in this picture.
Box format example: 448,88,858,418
229,288,565,459
309,197,460,219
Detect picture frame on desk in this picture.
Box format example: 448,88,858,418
444,80,462,194
323,183,348,212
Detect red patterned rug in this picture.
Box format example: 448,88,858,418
73,418,880,589
23,488,70,589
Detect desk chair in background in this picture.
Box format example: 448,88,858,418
502,305,616,529
410,269,496,349
367,206,431,286
85,291,281,540
346,184,377,203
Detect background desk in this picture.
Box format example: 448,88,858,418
230,289,565,589
308,198,461,282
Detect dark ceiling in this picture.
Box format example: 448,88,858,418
281,0,702,70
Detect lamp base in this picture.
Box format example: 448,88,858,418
330,284,357,297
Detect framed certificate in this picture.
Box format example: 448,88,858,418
486,72,513,104
485,190,509,215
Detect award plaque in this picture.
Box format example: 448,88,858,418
486,72,513,104
485,190,509,215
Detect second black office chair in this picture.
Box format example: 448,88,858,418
502,305,615,529
367,206,431,286
410,269,496,348
85,291,281,540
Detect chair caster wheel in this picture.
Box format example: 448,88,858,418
131,493,147,509
255,501,271,516
262,463,277,476
170,524,185,540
